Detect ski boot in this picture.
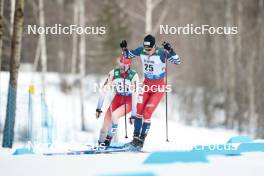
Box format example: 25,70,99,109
136,134,146,149
103,135,112,147
98,135,112,148
127,133,145,151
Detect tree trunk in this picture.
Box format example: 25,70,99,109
33,38,40,71
57,0,65,73
256,0,264,137
245,1,256,134
0,0,4,70
145,0,152,34
39,0,47,94
235,0,243,130
71,0,78,75
79,0,86,131
224,0,236,128
247,48,256,134
10,0,15,35
2,0,24,148
0,0,3,132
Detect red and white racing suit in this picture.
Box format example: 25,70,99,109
96,67,139,143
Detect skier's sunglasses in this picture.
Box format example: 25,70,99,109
144,47,153,51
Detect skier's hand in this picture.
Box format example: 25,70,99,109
120,40,127,49
129,116,136,125
162,41,173,52
96,109,103,119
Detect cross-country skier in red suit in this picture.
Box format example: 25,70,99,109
96,56,139,146
120,34,181,150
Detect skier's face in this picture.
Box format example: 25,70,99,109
144,47,155,55
120,63,130,72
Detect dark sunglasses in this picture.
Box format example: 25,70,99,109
144,47,152,51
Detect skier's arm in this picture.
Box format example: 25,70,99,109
120,40,143,58
166,50,181,65
126,47,144,58
96,70,114,118
162,42,181,65
131,73,139,117
129,73,139,124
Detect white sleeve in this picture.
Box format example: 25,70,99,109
96,70,114,110
131,73,139,117
97,93,105,110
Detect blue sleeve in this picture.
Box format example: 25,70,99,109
160,49,181,65
123,47,143,58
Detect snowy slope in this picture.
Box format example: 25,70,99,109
1,72,263,176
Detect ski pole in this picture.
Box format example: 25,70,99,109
124,96,128,139
122,49,128,138
162,42,169,142
165,56,169,142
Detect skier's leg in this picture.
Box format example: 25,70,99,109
107,103,132,137
98,95,119,144
139,91,164,147
98,107,112,143
104,96,132,146
133,91,150,137
129,92,150,148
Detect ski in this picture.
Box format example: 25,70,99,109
44,148,130,156
43,143,144,156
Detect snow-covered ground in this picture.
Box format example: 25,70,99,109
2,152,261,176
0,71,263,176
0,71,184,146
0,118,263,176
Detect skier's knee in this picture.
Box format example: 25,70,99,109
143,118,151,123
111,114,119,124
143,109,153,120
100,127,108,135
136,105,144,115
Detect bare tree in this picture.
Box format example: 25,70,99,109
0,0,4,131
245,2,257,133
39,0,47,94
2,0,24,148
71,0,78,75
255,0,264,137
224,0,237,128
57,0,65,73
145,0,167,35
79,0,86,131
10,0,15,35
0,0,4,69
33,38,40,71
120,0,167,35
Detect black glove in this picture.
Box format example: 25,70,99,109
129,116,137,125
120,40,127,49
96,109,103,119
162,41,173,52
